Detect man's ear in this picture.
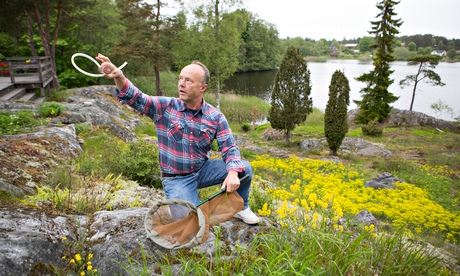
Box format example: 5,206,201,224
201,83,208,92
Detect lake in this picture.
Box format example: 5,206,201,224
224,60,460,121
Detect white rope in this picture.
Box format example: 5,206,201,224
71,53,127,77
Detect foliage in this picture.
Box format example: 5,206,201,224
38,101,65,117
240,122,251,132
119,140,161,188
205,93,270,124
0,110,43,134
430,100,454,119
408,41,417,51
325,70,350,155
358,36,374,53
172,4,247,108
251,155,460,240
58,69,97,89
399,55,445,111
361,119,383,136
268,47,312,142
354,0,402,124
238,11,281,71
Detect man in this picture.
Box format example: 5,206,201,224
95,54,259,224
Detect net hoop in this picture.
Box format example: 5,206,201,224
144,198,207,249
71,53,127,78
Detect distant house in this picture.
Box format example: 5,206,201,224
431,49,447,57
343,43,360,54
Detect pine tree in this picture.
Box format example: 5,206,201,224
355,0,403,125
268,47,312,143
325,70,350,155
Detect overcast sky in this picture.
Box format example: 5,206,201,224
243,0,460,40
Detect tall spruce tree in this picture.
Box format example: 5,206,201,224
268,47,312,143
355,0,402,125
325,70,350,155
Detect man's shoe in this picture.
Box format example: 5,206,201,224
233,207,260,224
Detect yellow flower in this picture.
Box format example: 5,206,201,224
257,203,271,216
80,271,85,276
297,225,305,232
75,253,82,262
87,265,93,271
69,259,76,265
88,253,93,260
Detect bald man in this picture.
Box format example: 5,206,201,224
96,54,259,224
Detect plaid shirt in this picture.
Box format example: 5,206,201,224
116,79,244,175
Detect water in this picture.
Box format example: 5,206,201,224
224,60,460,121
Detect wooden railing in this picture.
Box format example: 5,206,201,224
7,56,54,89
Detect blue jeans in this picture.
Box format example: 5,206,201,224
161,159,253,208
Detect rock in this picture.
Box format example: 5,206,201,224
0,125,82,194
262,128,285,141
298,137,392,158
0,179,25,197
341,137,392,158
0,207,82,275
354,210,378,226
300,138,323,152
348,108,460,132
365,172,403,189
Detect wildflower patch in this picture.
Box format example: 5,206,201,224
252,155,459,241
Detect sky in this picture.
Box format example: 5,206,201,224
243,0,460,40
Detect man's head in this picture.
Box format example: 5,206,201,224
178,61,209,109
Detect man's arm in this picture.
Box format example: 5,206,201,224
95,53,169,121
95,53,126,90
216,114,245,192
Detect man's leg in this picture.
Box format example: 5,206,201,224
196,159,253,208
161,173,200,205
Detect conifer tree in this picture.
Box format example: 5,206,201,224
325,70,350,155
355,0,403,125
269,47,312,143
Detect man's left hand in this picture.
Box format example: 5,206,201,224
222,171,240,192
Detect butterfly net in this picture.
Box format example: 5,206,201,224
144,191,244,249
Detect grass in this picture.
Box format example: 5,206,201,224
164,225,448,275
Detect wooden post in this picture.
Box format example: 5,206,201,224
8,60,15,84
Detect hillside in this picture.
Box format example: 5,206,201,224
0,86,459,275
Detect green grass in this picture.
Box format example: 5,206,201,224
164,226,448,275
0,110,46,135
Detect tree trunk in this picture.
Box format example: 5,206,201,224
154,64,163,96
410,62,423,111
153,0,163,96
26,13,37,56
214,0,221,109
32,0,60,89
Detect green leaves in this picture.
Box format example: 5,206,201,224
325,70,350,155
269,47,312,142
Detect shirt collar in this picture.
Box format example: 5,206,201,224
177,98,211,116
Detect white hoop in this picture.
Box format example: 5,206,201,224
71,53,127,77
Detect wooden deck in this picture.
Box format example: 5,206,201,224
0,56,53,102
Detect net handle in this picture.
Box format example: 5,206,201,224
197,174,249,207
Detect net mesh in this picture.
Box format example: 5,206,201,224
145,191,243,249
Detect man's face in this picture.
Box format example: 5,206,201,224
178,64,207,106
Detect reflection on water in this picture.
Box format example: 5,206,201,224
224,60,460,121
224,70,277,100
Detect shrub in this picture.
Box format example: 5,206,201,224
241,122,251,132
0,110,42,134
325,70,350,155
362,119,383,136
58,69,97,89
269,47,312,143
39,102,65,117
120,140,161,188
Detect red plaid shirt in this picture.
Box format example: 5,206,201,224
116,79,244,175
